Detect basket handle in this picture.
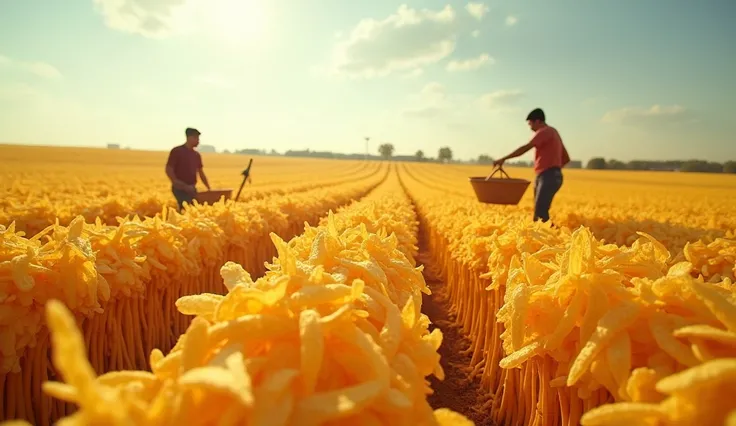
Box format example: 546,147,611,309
485,166,510,181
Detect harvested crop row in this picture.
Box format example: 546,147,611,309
400,163,735,283
402,163,735,254
399,165,736,426
0,156,382,237
0,167,388,426
2,171,472,426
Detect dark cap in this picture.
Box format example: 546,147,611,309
185,127,201,136
526,108,545,122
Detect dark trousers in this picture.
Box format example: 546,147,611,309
172,187,195,212
534,167,563,223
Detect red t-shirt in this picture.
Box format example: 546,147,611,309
530,125,565,175
166,145,202,185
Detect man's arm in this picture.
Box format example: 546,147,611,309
494,142,534,166
166,165,194,192
198,168,210,190
561,144,571,167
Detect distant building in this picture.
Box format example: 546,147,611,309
107,144,120,150
198,144,216,153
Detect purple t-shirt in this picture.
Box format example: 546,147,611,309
166,145,202,185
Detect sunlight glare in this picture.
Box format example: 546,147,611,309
206,0,267,43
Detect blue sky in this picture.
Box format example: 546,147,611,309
0,0,734,163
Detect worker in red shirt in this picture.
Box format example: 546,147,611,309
166,127,211,211
493,108,570,223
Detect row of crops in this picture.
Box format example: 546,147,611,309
1,155,735,425
400,164,736,426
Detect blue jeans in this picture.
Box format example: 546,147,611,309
534,167,563,223
172,186,196,211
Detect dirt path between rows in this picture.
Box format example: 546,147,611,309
417,232,495,426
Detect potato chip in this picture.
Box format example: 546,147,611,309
579,402,666,425
655,358,736,394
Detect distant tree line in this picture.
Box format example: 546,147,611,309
586,158,736,173
219,145,733,173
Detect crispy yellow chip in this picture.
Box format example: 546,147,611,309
175,293,224,321
568,302,639,386
580,402,666,425
606,330,631,393
500,340,541,369
673,324,736,346
509,284,530,351
44,300,97,394
649,313,699,367
545,287,585,350
178,364,254,408
433,408,475,426
688,280,736,332
41,382,79,403
299,309,324,395
667,261,693,277
179,316,209,374
655,358,736,394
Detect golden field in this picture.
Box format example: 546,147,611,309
1,144,735,426
0,145,380,236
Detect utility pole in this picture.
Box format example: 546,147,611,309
364,137,370,161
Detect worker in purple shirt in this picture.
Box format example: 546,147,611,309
165,127,210,211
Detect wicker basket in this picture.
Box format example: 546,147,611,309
195,189,233,205
469,167,530,205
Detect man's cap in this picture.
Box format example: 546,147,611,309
185,127,201,136
526,108,545,122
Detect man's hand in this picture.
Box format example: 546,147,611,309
185,184,197,195
493,158,505,168
561,144,571,167
198,168,210,192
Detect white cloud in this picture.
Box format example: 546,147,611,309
93,0,188,38
92,0,268,42
505,15,518,26
330,5,458,78
193,73,236,89
479,89,525,109
446,53,493,72
466,2,489,20
602,104,692,125
471,30,481,38
0,54,62,79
